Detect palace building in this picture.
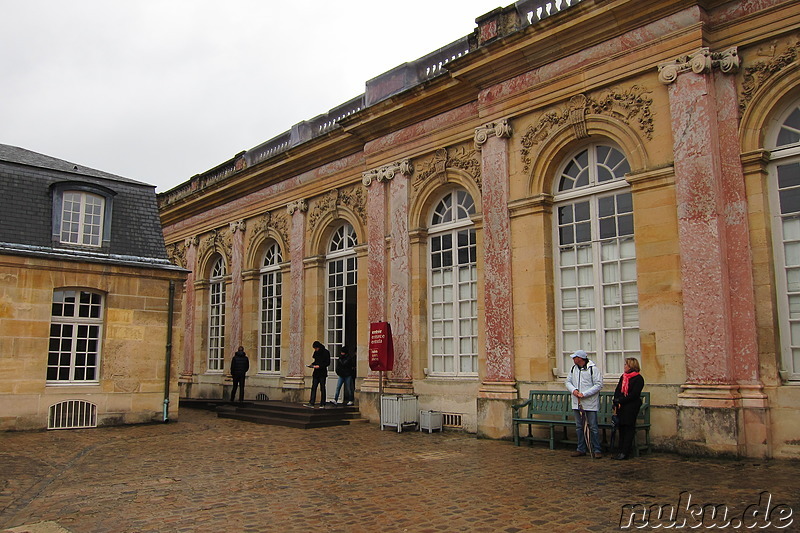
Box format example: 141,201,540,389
158,0,800,457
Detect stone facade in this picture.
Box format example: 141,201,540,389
158,0,800,458
0,145,187,430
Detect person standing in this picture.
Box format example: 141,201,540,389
612,357,645,460
230,346,250,403
565,350,603,458
306,341,331,407
333,346,356,406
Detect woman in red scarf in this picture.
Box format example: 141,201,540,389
612,357,644,460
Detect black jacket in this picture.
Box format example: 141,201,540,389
230,351,250,376
613,373,644,426
312,347,331,378
336,351,355,378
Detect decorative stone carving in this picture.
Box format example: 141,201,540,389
520,85,654,174
286,199,307,215
198,227,232,267
658,47,739,84
184,235,199,248
413,145,482,191
362,159,413,186
248,210,290,251
229,220,246,233
740,37,799,114
474,119,512,149
166,241,187,268
307,185,367,232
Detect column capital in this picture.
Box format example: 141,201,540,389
474,119,512,149
658,47,739,84
184,235,199,248
362,159,413,187
229,220,246,233
286,199,307,215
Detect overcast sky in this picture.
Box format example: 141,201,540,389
0,1,502,192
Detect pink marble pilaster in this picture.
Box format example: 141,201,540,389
475,121,516,385
667,69,734,384
366,181,387,324
714,70,760,386
389,169,412,382
181,237,198,381
229,221,245,351
287,201,307,379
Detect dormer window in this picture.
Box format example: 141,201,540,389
50,182,115,248
61,191,104,246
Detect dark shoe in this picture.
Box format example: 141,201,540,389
570,451,586,457
612,453,627,460
593,453,603,459
304,403,314,407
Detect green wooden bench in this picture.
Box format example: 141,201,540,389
512,390,650,455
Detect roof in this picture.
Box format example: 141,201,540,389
0,143,148,186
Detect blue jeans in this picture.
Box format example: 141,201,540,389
334,375,354,403
573,409,601,454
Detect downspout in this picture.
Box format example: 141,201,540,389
163,280,175,422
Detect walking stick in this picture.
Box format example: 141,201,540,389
578,399,594,458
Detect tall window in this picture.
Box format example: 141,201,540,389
259,243,283,373
60,191,104,246
47,289,103,383
770,100,800,380
326,223,357,371
208,257,226,372
554,144,638,375
428,189,477,375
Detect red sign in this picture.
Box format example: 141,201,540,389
369,322,394,371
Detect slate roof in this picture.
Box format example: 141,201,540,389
0,143,176,267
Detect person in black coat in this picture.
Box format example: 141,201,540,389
333,346,356,405
612,357,644,460
306,341,331,407
230,346,250,403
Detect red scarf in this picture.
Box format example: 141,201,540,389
621,371,640,396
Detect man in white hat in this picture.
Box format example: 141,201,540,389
565,350,603,458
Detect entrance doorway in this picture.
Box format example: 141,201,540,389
325,224,358,402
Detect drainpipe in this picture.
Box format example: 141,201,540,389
163,280,175,422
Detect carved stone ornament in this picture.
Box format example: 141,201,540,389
286,199,307,215
658,47,739,85
474,119,512,149
740,37,799,114
362,159,413,186
229,220,246,233
248,210,290,251
184,235,199,248
307,185,367,232
166,241,187,268
520,85,654,174
198,227,232,267
413,145,482,191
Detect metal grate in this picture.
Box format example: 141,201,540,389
442,413,463,428
48,400,97,430
256,393,269,401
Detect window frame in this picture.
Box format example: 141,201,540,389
426,189,478,378
259,242,283,374
50,182,115,248
46,289,104,385
207,257,227,373
552,143,639,377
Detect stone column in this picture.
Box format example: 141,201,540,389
361,160,414,394
474,119,517,438
283,200,308,398
660,47,768,456
181,236,198,386
229,220,246,350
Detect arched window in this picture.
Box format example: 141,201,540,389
769,99,800,380
259,242,283,373
554,144,638,375
428,189,477,375
208,257,226,372
326,224,358,373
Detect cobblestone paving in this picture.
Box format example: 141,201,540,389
1,408,799,532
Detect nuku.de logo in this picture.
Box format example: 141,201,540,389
619,491,793,529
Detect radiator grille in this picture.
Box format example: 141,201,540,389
442,413,463,428
48,400,97,430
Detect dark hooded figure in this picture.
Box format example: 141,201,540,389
306,341,330,407
230,346,250,402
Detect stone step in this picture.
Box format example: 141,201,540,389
189,400,367,429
